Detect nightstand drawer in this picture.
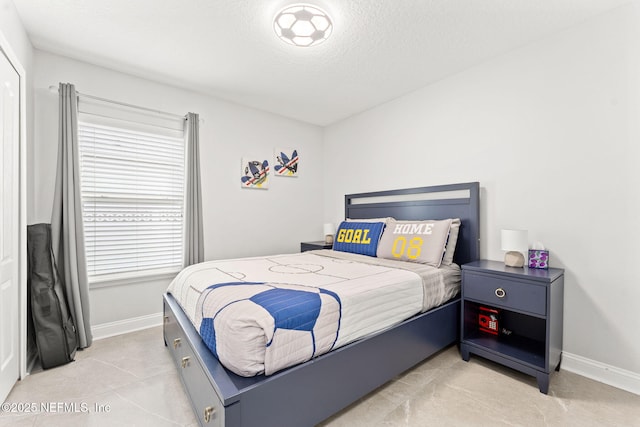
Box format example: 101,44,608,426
464,272,546,316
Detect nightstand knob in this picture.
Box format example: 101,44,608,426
495,288,506,298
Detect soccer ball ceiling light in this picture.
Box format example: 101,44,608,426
273,4,333,47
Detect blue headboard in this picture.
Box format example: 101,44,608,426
344,182,480,265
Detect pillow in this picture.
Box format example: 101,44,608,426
441,218,461,266
376,219,452,267
346,217,394,224
388,218,461,265
332,221,385,257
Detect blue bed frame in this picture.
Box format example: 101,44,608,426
163,182,480,426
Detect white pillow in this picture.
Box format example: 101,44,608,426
441,218,461,266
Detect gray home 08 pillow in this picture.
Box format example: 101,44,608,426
376,219,452,267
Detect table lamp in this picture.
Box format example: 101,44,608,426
501,229,528,267
323,223,335,244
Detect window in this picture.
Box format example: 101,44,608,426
78,102,185,283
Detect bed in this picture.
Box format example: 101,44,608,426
163,182,480,427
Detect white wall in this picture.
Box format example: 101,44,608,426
324,4,640,383
31,51,325,327
0,0,32,70
1,0,34,219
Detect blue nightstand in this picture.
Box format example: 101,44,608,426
460,260,564,394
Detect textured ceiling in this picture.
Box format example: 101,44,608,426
12,0,634,125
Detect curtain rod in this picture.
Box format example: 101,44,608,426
48,85,188,121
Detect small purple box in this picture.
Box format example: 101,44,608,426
528,249,549,269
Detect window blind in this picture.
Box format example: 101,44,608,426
78,121,185,280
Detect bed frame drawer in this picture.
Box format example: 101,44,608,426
462,271,546,316
180,346,224,426
165,304,225,426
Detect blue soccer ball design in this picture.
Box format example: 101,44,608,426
196,282,341,375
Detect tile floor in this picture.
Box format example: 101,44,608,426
1,326,639,426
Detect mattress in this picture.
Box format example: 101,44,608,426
167,250,460,376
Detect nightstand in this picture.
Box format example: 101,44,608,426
300,241,332,252
460,260,564,394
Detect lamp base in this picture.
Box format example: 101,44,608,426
504,251,525,268
325,234,334,245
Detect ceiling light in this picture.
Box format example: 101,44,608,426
273,4,333,47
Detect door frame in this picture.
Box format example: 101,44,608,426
0,28,28,380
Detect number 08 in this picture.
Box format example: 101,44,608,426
391,236,423,260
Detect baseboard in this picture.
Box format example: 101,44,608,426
92,312,164,340
562,352,640,396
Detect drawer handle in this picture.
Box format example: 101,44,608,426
163,315,169,324
204,406,216,423
181,356,190,368
495,288,506,298
173,338,181,349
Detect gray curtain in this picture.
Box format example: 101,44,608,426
51,82,92,348
183,112,204,266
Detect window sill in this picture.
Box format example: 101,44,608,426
89,268,181,289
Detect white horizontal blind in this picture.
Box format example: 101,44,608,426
78,121,185,281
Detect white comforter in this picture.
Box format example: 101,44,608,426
167,250,459,376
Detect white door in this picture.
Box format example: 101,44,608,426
0,48,20,403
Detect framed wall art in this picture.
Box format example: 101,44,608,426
241,158,270,189
274,148,299,177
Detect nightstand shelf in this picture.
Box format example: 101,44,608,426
460,260,564,394
463,330,545,369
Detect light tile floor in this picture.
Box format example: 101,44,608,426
2,327,639,426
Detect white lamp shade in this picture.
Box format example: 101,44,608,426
501,229,528,251
323,223,335,236
323,223,336,244
501,229,528,267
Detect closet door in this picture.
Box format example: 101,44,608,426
0,47,20,403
